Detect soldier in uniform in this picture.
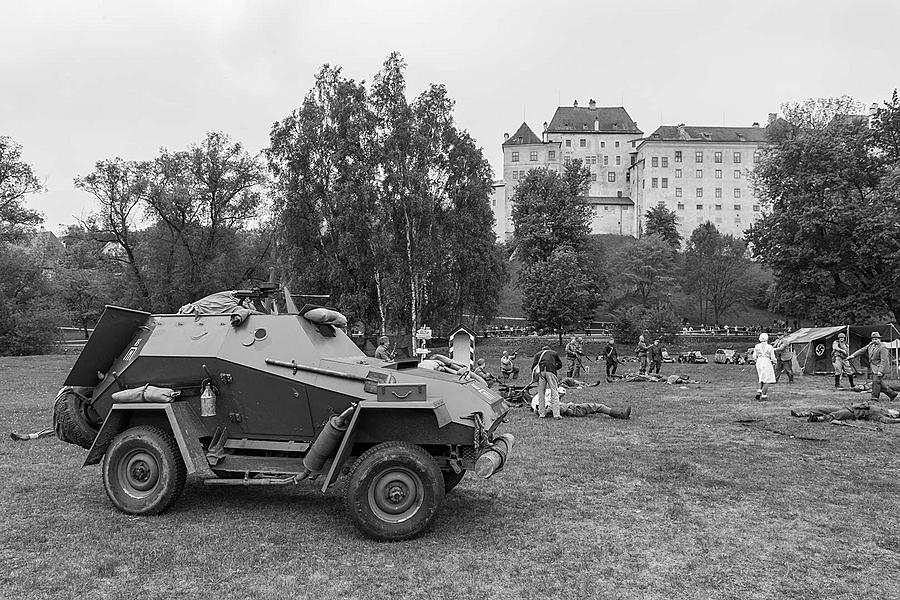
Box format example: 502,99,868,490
636,335,649,375
772,336,795,383
374,335,395,361
499,350,519,381
565,337,586,378
791,403,900,424
648,339,663,375
831,332,855,389
603,339,620,381
849,332,893,401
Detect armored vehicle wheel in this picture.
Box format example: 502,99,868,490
345,441,445,541
53,387,101,449
102,426,186,516
442,469,466,493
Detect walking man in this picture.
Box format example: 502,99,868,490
831,333,855,389
849,332,892,401
532,345,563,419
773,336,795,383
636,335,649,375
604,339,620,381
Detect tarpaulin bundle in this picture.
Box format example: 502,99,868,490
111,384,181,403
177,291,262,325
302,307,348,328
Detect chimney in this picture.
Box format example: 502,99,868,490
573,99,578,107
503,132,509,141
594,118,599,131
543,121,548,131
543,121,548,142
767,112,777,125
589,98,596,109
752,122,760,127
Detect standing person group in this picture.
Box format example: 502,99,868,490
753,333,777,401
565,337,587,378
532,345,563,419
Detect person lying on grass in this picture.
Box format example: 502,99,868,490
790,403,900,424
530,388,631,419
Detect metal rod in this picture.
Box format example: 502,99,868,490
265,358,368,382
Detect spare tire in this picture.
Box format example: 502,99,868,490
53,387,101,449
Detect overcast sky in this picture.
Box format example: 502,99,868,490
2,0,898,231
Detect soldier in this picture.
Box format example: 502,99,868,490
791,403,900,424
849,332,893,401
531,393,632,419
499,350,520,381
649,339,663,375
565,337,586,378
374,335,395,361
531,345,563,419
831,333,855,389
473,358,498,387
772,336,795,383
603,339,620,381
636,335,649,375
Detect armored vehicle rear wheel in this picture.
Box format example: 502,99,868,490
103,426,186,516
53,387,101,449
345,441,445,541
442,469,466,493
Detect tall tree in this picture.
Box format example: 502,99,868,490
621,234,677,306
684,222,755,325
643,205,681,249
0,136,43,243
747,94,900,322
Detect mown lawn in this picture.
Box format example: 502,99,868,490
2,353,899,600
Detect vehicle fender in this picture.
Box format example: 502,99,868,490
83,402,213,477
319,399,450,492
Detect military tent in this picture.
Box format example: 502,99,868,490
783,324,900,376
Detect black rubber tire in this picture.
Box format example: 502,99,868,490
442,469,466,493
344,441,444,542
53,387,101,449
102,426,186,516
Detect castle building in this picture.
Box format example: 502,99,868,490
628,123,769,238
491,100,642,241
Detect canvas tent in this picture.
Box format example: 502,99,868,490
783,324,900,376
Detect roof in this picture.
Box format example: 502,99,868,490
449,324,477,338
588,196,634,206
547,106,642,134
503,123,542,146
644,125,769,144
783,326,845,344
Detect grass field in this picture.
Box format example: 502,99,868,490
2,353,900,600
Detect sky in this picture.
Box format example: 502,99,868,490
2,0,899,231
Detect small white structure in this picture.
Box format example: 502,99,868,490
448,325,476,369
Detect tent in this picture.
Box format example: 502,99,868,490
783,324,900,376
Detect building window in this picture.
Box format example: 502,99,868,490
608,172,616,182
622,206,628,211
715,151,722,163
658,200,666,207
695,151,703,163
715,217,722,223
566,139,571,147
733,204,741,211
615,141,620,148
675,169,682,178
661,178,668,188
715,188,722,198
617,190,623,197
696,204,703,209
591,173,597,181
512,152,519,162
753,150,761,162
631,141,636,148
715,169,722,179
564,157,571,166
603,155,609,166
631,155,636,165
753,204,760,211
661,157,668,167
734,170,741,179
734,152,742,163
580,139,586,147
616,155,621,166
492,197,496,207
715,204,722,210
696,169,703,178
530,151,538,161
677,202,684,210
652,157,659,167
734,188,742,198
735,216,742,223
696,188,703,198
652,177,658,188
601,141,606,148
512,171,518,180
675,187,682,197
549,150,556,160
675,151,682,163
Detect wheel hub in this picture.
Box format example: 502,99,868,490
367,467,425,523
119,450,160,496
387,484,407,504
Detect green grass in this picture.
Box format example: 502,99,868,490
2,354,900,599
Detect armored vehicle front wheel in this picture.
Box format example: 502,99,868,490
345,442,445,541
102,426,186,516
442,469,466,493
53,387,101,449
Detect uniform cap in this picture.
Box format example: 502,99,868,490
871,331,881,339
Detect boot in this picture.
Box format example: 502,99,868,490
835,375,841,389
848,375,855,388
608,406,632,420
